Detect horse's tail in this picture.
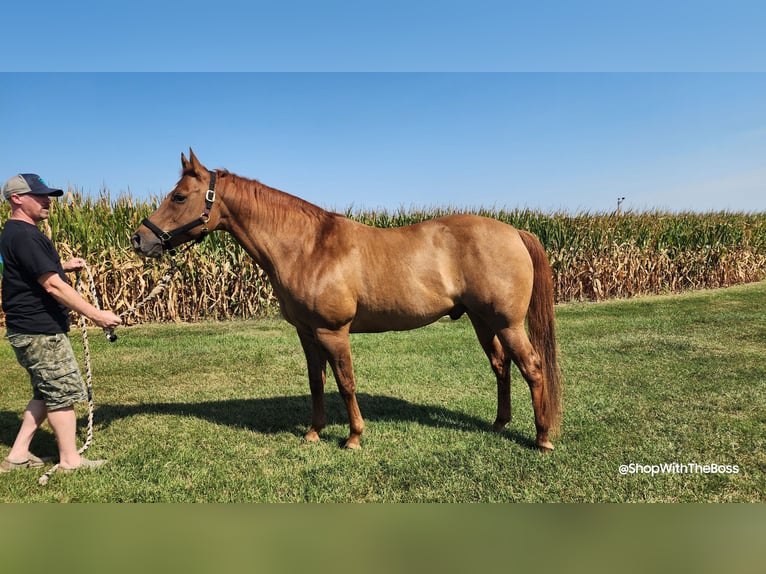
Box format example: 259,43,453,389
518,230,562,435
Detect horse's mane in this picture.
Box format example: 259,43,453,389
217,169,338,226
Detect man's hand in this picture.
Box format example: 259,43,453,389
62,257,87,273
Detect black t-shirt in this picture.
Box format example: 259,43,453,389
0,219,71,334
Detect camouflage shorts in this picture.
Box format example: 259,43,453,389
6,330,86,411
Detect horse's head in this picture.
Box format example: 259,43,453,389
132,149,220,258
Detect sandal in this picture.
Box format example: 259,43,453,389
0,453,46,472
58,457,107,472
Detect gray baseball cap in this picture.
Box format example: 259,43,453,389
2,173,64,201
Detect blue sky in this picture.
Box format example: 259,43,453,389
2,2,765,213
3,1,765,72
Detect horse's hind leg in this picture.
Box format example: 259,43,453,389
315,326,365,450
498,326,554,452
468,314,512,432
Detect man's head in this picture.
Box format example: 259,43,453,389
3,174,64,222
2,174,64,202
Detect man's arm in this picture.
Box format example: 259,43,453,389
37,272,122,330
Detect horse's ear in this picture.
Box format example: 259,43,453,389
188,148,205,175
181,152,190,170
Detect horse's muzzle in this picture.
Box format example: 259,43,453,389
131,231,164,258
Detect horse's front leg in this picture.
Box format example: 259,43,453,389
315,326,365,450
298,330,328,443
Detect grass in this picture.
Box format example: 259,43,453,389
0,282,764,502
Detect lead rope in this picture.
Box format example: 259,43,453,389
38,254,181,486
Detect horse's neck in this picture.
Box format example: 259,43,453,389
221,179,328,275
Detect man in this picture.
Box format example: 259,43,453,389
1,173,121,473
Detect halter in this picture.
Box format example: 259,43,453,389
141,170,217,249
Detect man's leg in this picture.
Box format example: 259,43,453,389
46,406,81,469
6,399,47,462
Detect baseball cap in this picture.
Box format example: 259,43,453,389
2,173,64,201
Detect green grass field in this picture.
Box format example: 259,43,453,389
1,282,764,502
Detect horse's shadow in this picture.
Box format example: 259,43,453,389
1,393,536,450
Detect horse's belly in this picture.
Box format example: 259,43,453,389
349,260,462,332
349,314,443,333
349,301,455,333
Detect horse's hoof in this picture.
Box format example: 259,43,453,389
491,420,509,433
343,439,362,450
536,440,554,453
304,430,321,443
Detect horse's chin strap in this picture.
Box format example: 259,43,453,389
142,170,217,250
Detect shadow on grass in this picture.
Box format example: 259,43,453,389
1,394,536,451
0,411,60,455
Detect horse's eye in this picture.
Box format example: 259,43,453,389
172,193,187,203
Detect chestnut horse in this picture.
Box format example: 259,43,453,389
132,150,562,451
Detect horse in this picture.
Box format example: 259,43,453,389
131,149,562,451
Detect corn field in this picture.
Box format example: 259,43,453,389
1,190,764,325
